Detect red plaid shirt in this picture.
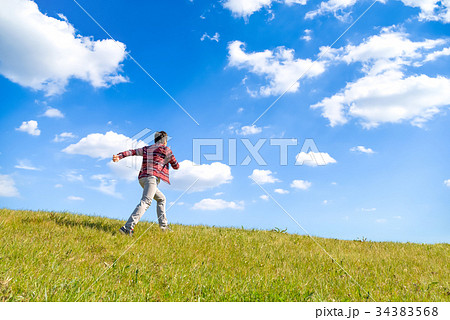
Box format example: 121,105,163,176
117,143,179,184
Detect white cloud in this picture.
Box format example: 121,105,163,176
312,70,450,128
305,1,450,24
301,29,312,42
350,146,375,154
215,192,224,196
0,0,128,95
312,29,450,128
63,131,144,159
14,160,41,171
54,132,76,142
67,195,84,201
238,125,263,135
171,160,233,192
399,0,450,23
0,174,20,197
228,40,326,97
260,194,269,201
42,107,64,118
376,218,387,223
323,200,329,205
91,174,122,198
200,32,220,42
328,28,446,70
223,0,273,18
295,151,337,166
63,131,147,182
54,184,63,188
16,120,40,136
444,179,450,187
237,107,244,113
425,47,450,61
274,188,289,194
361,207,376,212
108,158,140,182
223,0,306,19
249,169,280,184
193,198,244,210
291,179,312,190
305,0,359,21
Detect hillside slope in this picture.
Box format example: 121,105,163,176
0,209,448,301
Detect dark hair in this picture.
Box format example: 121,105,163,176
154,131,168,144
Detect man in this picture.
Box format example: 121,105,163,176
112,131,179,235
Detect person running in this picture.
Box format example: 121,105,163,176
112,131,179,235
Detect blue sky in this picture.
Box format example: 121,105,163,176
1,0,449,243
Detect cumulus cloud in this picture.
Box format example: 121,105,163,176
14,160,41,171
305,1,449,23
312,70,450,128
223,0,306,19
290,179,312,190
192,198,244,210
295,151,337,166
238,125,263,135
274,188,289,194
305,0,359,21
444,179,450,187
249,169,280,184
63,131,144,159
200,32,220,42
0,174,20,197
228,40,326,96
16,120,40,136
54,132,76,142
312,28,450,128
350,146,375,154
398,0,450,23
42,107,64,118
63,131,148,182
0,0,128,95
171,160,233,192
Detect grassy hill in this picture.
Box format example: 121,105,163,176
0,208,448,302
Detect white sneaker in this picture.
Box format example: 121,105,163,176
160,226,173,232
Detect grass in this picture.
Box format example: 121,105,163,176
0,208,448,302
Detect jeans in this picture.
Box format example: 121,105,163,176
125,176,167,230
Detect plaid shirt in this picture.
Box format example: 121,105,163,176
117,143,179,184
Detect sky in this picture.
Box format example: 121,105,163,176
0,0,449,243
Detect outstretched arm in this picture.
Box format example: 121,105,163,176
166,148,179,170
112,147,144,162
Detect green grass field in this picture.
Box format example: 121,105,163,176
0,208,448,302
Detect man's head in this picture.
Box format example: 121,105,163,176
154,131,168,145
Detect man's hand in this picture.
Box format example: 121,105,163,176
112,154,120,162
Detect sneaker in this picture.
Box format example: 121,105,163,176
160,226,173,232
119,226,134,236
